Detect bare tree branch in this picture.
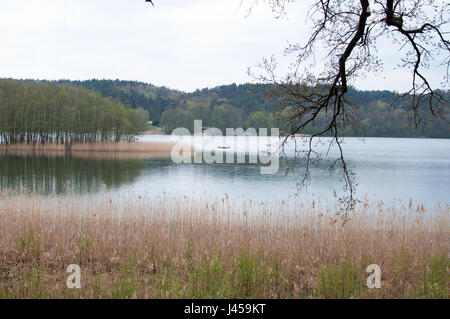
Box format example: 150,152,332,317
248,0,450,217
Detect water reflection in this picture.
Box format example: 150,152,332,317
0,150,171,195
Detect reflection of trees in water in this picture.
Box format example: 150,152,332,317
0,151,350,196
0,152,146,195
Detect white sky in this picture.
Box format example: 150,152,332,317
0,0,447,92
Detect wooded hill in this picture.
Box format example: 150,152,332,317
60,79,449,138
3,78,450,139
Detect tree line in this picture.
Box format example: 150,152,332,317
58,79,449,138
3,79,448,138
0,79,149,145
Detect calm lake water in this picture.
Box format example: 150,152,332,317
0,135,449,207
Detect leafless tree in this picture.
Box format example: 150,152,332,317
247,0,449,213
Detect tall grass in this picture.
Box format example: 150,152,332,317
0,142,183,160
0,141,176,152
0,192,448,299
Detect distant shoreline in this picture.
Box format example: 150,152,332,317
293,133,311,137
142,131,165,135
0,141,181,160
0,141,175,152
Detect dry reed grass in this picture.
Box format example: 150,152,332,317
0,192,448,299
0,141,176,152
0,142,185,160
0,149,173,160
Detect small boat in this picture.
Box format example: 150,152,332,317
217,146,231,149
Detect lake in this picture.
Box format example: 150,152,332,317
0,135,449,208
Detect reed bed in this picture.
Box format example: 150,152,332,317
0,142,182,160
0,192,448,299
0,149,173,161
0,141,177,153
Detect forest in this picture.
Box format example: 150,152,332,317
59,79,450,138
0,79,149,145
1,78,449,140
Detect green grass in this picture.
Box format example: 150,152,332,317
411,254,449,299
0,252,448,299
315,260,364,299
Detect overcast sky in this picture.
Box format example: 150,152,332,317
0,0,447,92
